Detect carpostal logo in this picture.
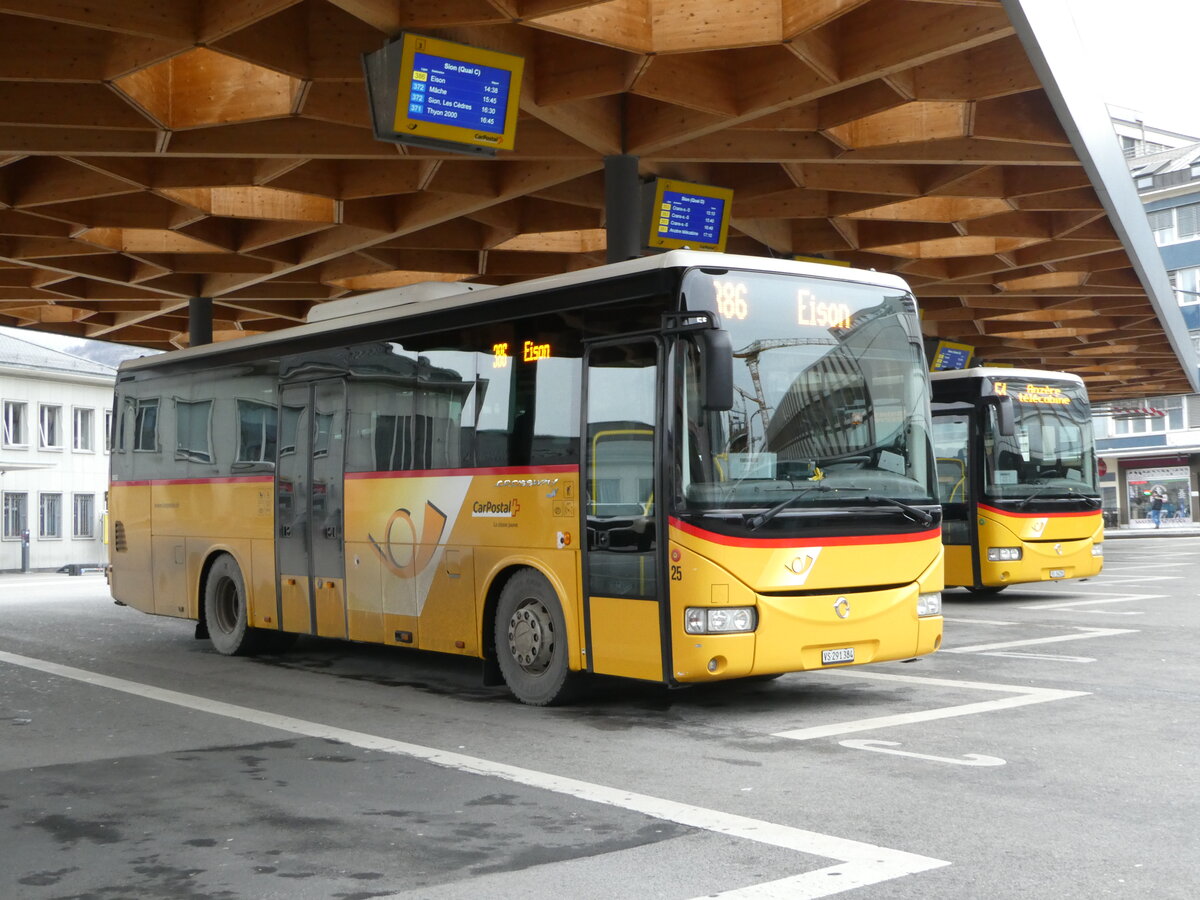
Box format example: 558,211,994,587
472,498,520,518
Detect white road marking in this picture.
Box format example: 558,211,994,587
941,626,1136,654
774,670,1088,742
977,651,1095,663
944,618,1018,626
839,740,1005,767
1020,594,1156,610
0,649,948,899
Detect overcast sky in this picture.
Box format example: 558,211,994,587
1066,0,1200,138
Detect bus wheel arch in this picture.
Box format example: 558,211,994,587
488,566,578,706
201,551,261,655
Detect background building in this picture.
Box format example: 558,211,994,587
1,334,115,572
1094,123,1200,527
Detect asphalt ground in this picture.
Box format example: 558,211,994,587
1,537,1197,899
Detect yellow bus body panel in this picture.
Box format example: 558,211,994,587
976,507,1103,588
344,469,582,663
110,479,273,621
588,596,663,680
943,543,974,590
667,522,943,682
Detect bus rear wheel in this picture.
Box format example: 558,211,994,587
204,554,263,656
494,569,577,706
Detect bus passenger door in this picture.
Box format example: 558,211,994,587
275,380,348,636
582,339,667,682
932,410,975,588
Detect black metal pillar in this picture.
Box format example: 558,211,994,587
604,154,641,264
189,297,213,346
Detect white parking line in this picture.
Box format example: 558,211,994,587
773,671,1088,742
1020,594,1157,610
942,626,1137,653
0,649,948,899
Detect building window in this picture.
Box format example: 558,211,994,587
2,493,27,539
1174,267,1200,306
134,398,159,451
3,400,28,446
73,494,95,539
73,407,95,452
105,409,113,452
39,493,63,539
39,404,63,449
175,399,213,463
1177,203,1200,240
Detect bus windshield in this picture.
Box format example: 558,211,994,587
983,377,1099,501
678,268,936,518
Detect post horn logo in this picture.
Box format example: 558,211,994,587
368,500,448,578
784,548,822,585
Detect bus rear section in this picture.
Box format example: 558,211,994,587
931,368,1103,593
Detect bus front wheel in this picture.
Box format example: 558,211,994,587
494,569,577,706
204,554,261,656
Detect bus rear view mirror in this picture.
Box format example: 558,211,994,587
699,328,733,411
988,395,1015,437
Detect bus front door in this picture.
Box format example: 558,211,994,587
582,338,668,683
275,379,348,637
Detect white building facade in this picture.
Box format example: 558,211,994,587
1,334,115,572
1089,125,1200,529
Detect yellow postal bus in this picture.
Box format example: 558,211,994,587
930,367,1103,594
108,251,944,704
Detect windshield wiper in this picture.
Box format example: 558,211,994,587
861,494,935,527
745,485,847,530
1017,485,1101,511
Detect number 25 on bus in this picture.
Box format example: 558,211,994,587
108,251,944,705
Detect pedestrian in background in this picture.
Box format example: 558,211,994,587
1149,485,1167,529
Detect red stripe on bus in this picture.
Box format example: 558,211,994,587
346,465,578,480
111,476,274,487
669,516,939,548
979,504,1102,520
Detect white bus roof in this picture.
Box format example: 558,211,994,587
930,367,1085,386
119,250,913,372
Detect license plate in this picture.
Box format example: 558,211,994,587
822,647,855,665
1049,569,1065,579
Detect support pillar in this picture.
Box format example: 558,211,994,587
189,297,213,347
604,154,642,264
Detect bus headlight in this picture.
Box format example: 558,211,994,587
917,592,942,617
685,607,757,634
1092,544,1103,557
987,547,1022,562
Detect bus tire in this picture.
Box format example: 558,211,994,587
203,553,261,656
966,584,1007,595
494,569,576,706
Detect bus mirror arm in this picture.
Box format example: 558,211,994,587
699,328,734,411
987,395,1016,437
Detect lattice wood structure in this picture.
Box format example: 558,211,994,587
0,0,1189,400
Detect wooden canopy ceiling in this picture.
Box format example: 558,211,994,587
0,0,1189,400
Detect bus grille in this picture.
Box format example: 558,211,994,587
114,521,127,552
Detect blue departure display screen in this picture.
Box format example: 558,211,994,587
932,344,972,371
656,190,727,245
406,52,512,133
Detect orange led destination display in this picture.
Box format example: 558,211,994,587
994,382,1071,405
